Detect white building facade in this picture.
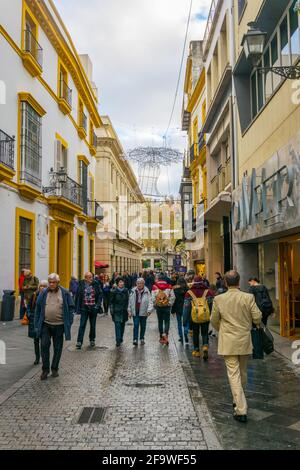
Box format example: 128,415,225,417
0,0,102,294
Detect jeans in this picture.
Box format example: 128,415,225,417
192,321,209,350
20,292,26,319
175,312,184,340
114,321,126,345
34,338,40,362
77,306,97,344
41,323,64,373
133,315,147,341
103,293,110,314
156,307,171,336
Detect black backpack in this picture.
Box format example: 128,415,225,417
252,286,274,316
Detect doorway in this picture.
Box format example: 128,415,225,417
279,237,300,338
57,228,70,288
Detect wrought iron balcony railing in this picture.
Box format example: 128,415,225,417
93,131,97,148
190,143,197,164
60,79,72,107
198,131,206,153
24,29,43,68
88,200,104,220
0,129,15,170
225,158,231,187
44,170,83,208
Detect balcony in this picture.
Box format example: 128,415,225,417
44,170,83,216
0,130,15,182
211,174,219,200
78,110,87,140
22,29,43,77
58,79,72,115
202,0,222,61
86,200,104,232
182,94,191,131
198,130,206,154
206,164,231,222
89,131,97,156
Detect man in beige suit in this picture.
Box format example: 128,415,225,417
211,270,262,423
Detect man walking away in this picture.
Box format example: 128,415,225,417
128,278,153,346
76,272,103,349
110,279,129,347
248,277,274,326
152,274,175,346
35,273,75,381
211,270,262,423
172,277,188,343
102,274,111,315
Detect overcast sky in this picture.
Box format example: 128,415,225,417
56,0,210,196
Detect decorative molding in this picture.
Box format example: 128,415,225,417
18,92,47,117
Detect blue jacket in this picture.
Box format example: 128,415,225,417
35,287,75,340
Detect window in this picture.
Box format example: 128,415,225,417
78,99,87,133
88,173,95,216
77,234,84,280
58,62,72,107
250,1,300,120
20,101,42,187
238,0,247,21
19,217,32,272
55,138,68,172
78,159,88,214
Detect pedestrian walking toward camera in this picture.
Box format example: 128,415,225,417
172,277,188,343
128,278,153,346
35,273,75,381
75,272,103,349
211,270,262,423
152,274,175,346
28,280,48,365
69,276,79,300
248,277,274,326
184,276,214,359
110,279,129,347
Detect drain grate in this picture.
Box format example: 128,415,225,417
77,407,106,424
124,383,165,388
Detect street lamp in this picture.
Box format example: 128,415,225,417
242,22,300,79
57,166,67,184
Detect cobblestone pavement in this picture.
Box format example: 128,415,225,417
0,315,221,450
185,334,300,450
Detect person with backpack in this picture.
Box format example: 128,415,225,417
248,277,274,326
184,276,214,360
172,277,188,343
152,274,175,346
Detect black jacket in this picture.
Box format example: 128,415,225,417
75,280,103,313
249,284,274,317
109,288,129,322
172,286,188,314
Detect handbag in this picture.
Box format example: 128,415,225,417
251,327,264,359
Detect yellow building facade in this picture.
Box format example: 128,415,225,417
232,0,300,338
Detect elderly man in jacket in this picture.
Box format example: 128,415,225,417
211,270,262,423
128,278,153,346
35,273,75,381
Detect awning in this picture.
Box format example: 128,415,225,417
94,261,109,269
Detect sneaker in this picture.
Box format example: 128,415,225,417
34,359,40,365
116,343,121,347
140,340,145,346
192,350,201,357
40,371,48,381
189,330,193,337
51,370,59,378
90,341,95,348
159,337,164,344
203,346,209,361
133,340,138,346
179,337,183,343
76,342,82,350
162,334,169,346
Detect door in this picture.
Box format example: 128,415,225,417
57,228,69,288
280,240,300,338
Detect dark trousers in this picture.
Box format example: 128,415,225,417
114,321,126,345
34,338,40,361
77,306,97,344
20,292,26,319
103,293,110,314
156,307,171,336
176,312,184,340
41,323,64,373
133,315,147,341
192,321,209,350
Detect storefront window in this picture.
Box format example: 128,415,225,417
259,241,280,334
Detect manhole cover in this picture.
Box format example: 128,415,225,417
77,407,106,424
124,383,165,388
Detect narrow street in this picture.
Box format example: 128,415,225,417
0,316,300,450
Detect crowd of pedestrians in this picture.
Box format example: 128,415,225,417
17,265,274,424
